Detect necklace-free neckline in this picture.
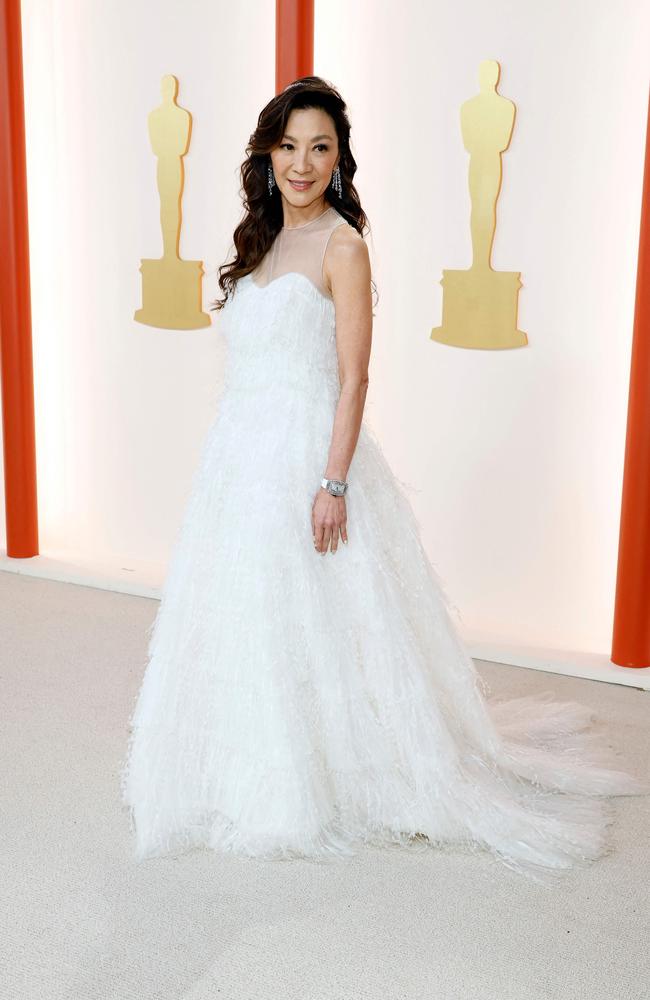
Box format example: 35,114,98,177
281,205,333,231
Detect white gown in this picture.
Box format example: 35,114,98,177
121,205,648,885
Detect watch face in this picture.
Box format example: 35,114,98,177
324,479,346,495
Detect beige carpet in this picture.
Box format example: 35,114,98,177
2,569,649,1000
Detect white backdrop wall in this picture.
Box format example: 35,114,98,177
6,0,649,656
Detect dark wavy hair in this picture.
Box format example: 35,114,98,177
210,75,376,312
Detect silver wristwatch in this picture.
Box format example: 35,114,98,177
321,477,348,497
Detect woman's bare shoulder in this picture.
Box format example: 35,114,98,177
324,220,368,291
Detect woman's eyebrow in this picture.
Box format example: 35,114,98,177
282,133,333,142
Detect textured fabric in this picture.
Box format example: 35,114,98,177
120,208,649,886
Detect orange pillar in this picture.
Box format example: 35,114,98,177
0,0,39,558
276,0,314,93
611,89,650,668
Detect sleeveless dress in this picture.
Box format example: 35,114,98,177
120,204,648,885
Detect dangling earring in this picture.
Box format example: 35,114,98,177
267,163,276,196
331,165,342,198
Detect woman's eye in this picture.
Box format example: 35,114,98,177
280,143,328,152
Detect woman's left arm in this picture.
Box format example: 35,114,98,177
312,229,373,555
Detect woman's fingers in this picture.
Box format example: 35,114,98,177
321,524,332,554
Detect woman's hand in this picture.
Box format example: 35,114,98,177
312,487,348,554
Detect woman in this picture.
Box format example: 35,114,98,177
121,77,648,885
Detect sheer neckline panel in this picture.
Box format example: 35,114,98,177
250,206,349,301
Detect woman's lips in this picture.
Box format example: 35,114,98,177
289,180,314,190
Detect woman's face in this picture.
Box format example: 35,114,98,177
270,107,340,211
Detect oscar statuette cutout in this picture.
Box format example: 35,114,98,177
431,60,527,350
135,74,211,330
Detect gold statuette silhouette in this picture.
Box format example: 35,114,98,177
134,75,211,329
431,60,527,350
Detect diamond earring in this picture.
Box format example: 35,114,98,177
331,165,342,198
267,163,276,196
